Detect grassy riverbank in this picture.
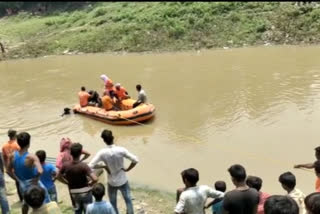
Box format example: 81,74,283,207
1,2,320,60
7,178,175,214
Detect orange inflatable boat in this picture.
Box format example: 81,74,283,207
73,99,155,125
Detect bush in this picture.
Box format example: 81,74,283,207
92,7,107,18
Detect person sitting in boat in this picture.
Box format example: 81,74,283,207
114,83,130,109
114,83,130,101
78,86,91,107
133,84,147,108
101,91,117,111
88,90,102,107
101,94,115,111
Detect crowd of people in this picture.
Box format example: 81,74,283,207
173,148,320,214
0,128,320,214
78,74,147,111
0,129,138,214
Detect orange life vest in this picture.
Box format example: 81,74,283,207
105,79,114,90
101,95,113,111
115,87,128,100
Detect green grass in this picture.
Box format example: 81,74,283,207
1,2,320,59
8,181,175,214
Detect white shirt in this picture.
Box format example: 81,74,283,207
138,89,147,103
174,185,224,214
88,145,138,187
288,188,306,214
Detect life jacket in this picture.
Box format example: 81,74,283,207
105,79,114,89
115,87,128,100
101,95,113,111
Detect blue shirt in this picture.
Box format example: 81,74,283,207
13,151,37,181
212,199,223,214
86,201,116,214
40,163,56,189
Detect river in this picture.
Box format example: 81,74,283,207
1,45,320,195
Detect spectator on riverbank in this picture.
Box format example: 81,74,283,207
24,185,61,214
89,129,138,214
36,150,58,202
58,143,98,214
56,137,90,170
278,172,306,214
304,192,320,214
7,132,50,214
264,195,299,214
176,169,188,203
86,183,116,214
314,160,320,192
174,168,224,214
0,154,10,214
294,146,320,191
246,175,270,214
223,164,259,214
205,181,227,214
2,129,22,201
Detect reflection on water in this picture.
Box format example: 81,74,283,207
1,46,320,193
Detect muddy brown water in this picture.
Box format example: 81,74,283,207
1,46,320,195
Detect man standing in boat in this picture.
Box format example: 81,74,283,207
133,84,147,108
89,129,138,214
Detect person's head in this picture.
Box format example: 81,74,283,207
264,195,299,214
214,181,226,192
315,146,320,160
305,192,320,214
246,175,263,191
60,138,72,152
228,164,247,185
88,90,94,95
278,172,296,192
8,129,17,140
101,129,114,145
115,83,121,90
181,168,199,187
70,143,83,159
81,86,86,91
314,160,320,178
92,183,105,201
24,185,45,209
17,132,31,149
136,84,142,92
35,150,46,164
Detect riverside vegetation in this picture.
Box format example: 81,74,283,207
0,2,320,60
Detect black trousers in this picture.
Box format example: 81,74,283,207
133,101,142,108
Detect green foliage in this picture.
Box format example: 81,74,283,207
1,2,320,60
